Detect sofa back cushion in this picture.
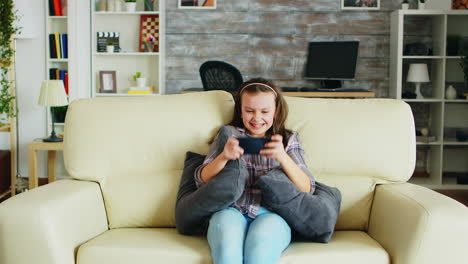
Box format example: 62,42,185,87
65,92,415,230
64,91,234,228
285,97,415,230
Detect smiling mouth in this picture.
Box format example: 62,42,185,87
250,123,264,129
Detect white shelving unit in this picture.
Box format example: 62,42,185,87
390,9,468,190
45,1,69,137
90,0,165,97
43,0,71,181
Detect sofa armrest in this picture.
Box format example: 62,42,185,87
368,183,468,264
0,180,108,264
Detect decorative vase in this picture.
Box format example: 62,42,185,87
115,0,122,11
97,0,106,11
107,0,115,11
125,2,136,12
144,42,155,52
402,3,409,9
106,45,114,53
137,78,146,87
446,85,457,99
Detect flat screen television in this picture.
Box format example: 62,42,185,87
304,41,359,89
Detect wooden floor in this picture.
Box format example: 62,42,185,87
435,190,468,206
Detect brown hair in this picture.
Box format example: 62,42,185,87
228,78,292,147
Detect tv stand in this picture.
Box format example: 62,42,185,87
320,80,342,89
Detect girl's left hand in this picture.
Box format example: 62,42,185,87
260,134,287,162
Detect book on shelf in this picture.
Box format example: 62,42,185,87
49,68,58,80
97,32,120,52
61,34,68,58
49,0,67,16
54,33,61,59
48,33,68,59
48,68,68,94
52,0,63,16
64,72,69,95
48,0,54,16
128,86,154,94
49,34,57,58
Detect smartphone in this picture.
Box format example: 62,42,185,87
237,137,270,154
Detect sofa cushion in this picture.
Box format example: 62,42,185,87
64,91,234,228
285,98,415,230
285,98,415,183
258,169,341,243
76,229,389,264
320,175,377,230
175,150,246,235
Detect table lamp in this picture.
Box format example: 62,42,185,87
407,63,430,99
38,80,68,142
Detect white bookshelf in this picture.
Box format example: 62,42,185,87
44,0,70,138
390,9,468,190
90,0,165,97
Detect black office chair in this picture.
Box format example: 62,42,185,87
199,61,243,92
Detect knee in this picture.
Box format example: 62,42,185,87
209,208,245,231
208,208,247,241
250,214,291,239
244,214,291,264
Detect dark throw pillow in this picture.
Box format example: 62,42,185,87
175,127,247,235
258,169,341,243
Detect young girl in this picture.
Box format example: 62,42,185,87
194,78,315,264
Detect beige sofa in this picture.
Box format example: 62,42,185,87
1,91,467,264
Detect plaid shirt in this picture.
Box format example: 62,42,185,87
194,126,315,219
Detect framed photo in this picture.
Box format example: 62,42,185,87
178,0,216,9
99,71,117,93
341,0,380,10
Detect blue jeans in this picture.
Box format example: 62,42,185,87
207,206,291,264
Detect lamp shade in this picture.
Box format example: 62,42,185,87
407,63,430,83
38,80,68,106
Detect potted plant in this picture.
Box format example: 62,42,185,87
0,0,20,126
133,72,146,87
124,0,137,12
106,41,114,53
401,0,409,9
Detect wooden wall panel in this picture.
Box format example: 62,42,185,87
164,0,410,96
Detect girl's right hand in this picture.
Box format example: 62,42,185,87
222,137,244,160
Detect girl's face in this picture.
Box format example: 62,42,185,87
240,91,276,137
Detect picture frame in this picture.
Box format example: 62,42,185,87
139,14,159,52
178,0,216,9
341,0,380,10
99,71,117,93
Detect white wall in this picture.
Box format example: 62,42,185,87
14,0,48,178
7,0,91,179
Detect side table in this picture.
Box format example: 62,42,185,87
28,140,64,190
